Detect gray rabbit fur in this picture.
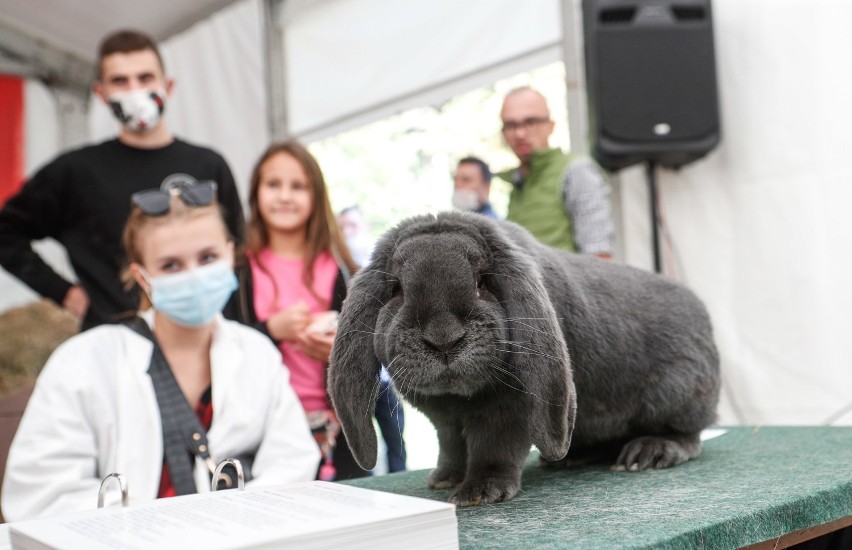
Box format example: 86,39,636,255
328,211,720,506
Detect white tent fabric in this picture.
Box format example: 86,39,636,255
0,0,243,64
2,0,851,429
283,0,563,142
616,0,852,425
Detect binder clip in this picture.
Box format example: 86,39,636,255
211,458,245,492
97,472,129,508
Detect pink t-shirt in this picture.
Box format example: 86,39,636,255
250,249,339,412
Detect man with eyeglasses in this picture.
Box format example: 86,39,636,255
497,86,613,259
0,29,244,330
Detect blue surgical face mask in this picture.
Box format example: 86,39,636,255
142,260,237,327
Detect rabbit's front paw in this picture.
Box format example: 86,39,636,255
427,466,465,489
448,475,520,506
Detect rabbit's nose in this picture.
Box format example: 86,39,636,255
423,315,465,354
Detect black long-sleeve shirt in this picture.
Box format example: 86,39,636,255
0,138,245,329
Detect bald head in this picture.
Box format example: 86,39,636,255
500,87,555,165
502,87,549,111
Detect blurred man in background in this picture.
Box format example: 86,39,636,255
451,156,499,219
497,86,612,258
337,205,374,268
0,29,243,329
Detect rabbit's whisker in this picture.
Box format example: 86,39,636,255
394,362,416,399
364,377,382,419
371,269,398,280
480,271,526,282
490,360,556,404
365,356,401,418
383,357,403,386
364,292,388,308
495,339,535,345
464,307,475,322
486,373,538,399
388,381,405,423
487,361,537,393
497,343,565,364
480,363,500,395
342,329,385,337
503,323,552,336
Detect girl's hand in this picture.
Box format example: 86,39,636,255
267,301,311,341
296,326,337,362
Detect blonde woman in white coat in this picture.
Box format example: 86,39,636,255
2,182,320,522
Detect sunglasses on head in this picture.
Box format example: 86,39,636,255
131,181,218,216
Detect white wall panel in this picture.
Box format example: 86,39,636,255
616,0,852,426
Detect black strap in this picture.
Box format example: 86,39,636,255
124,316,252,492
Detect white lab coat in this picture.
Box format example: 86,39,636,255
1,312,321,522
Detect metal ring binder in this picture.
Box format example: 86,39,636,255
211,458,245,491
97,473,129,508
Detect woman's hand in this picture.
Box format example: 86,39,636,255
266,301,311,342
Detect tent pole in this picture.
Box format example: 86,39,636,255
646,161,663,274
263,0,290,140
559,0,589,155
561,0,625,262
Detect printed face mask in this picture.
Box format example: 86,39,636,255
143,260,237,328
451,189,481,212
108,89,167,132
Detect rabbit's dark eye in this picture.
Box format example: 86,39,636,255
392,280,403,298
476,275,485,289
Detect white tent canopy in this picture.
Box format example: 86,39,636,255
1,0,851,430
282,0,564,141
0,0,244,94
2,0,578,163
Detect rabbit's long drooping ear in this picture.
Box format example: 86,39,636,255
482,224,576,461
327,250,393,470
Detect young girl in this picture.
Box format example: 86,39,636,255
226,141,390,480
2,182,319,521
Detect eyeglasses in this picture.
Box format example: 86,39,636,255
131,181,218,216
501,117,551,134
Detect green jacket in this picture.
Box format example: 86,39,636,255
498,148,575,251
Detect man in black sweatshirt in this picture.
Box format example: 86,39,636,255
0,30,244,330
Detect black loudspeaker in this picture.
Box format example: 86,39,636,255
583,0,721,171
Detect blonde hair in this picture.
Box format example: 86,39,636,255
246,140,357,305
122,193,228,309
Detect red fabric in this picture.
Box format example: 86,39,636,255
0,76,25,207
157,388,214,498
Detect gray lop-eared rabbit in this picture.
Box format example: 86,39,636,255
328,212,720,506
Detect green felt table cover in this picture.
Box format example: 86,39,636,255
344,426,852,549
